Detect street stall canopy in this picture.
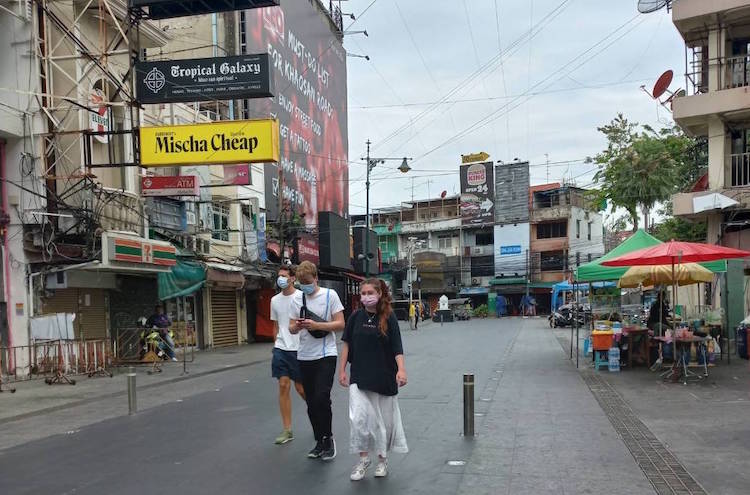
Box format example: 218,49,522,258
576,230,726,282
618,263,714,288
158,260,206,300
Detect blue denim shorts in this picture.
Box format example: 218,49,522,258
271,348,301,382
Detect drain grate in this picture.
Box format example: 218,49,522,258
581,372,707,495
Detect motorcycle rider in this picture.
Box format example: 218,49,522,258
146,303,177,362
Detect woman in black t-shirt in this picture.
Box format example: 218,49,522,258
339,278,408,481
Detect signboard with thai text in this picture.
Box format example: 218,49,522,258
141,175,199,196
136,54,273,104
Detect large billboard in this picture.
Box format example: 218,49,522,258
495,161,530,224
460,161,494,226
139,119,279,166
494,223,530,278
135,54,273,104
244,3,348,225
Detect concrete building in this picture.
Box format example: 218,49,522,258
528,184,605,312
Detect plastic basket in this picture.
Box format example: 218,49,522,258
591,331,614,351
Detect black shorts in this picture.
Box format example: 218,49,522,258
272,348,302,382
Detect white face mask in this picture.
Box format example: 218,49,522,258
277,276,289,289
361,294,380,308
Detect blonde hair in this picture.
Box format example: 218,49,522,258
296,261,318,282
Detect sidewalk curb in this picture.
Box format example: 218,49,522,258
0,357,270,425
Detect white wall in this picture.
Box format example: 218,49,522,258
494,223,530,277
567,208,605,266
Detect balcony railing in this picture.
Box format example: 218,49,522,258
725,55,750,89
730,152,750,187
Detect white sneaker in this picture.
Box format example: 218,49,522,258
350,457,371,481
374,459,388,478
171,357,178,362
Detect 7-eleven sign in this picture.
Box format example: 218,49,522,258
90,88,110,144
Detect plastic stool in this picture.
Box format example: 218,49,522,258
594,350,609,370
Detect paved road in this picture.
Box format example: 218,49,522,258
0,318,656,494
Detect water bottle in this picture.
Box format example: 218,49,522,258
613,321,622,334
608,346,620,372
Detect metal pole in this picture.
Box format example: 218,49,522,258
127,366,137,414
408,243,413,330
463,373,474,436
365,139,371,277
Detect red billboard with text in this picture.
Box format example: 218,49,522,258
244,2,348,227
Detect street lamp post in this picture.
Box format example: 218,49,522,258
406,236,425,330
363,140,412,277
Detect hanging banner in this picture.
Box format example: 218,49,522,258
139,119,279,166
460,161,495,226
222,164,251,185
135,54,273,104
141,175,199,196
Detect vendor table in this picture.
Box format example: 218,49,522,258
622,328,650,368
652,336,710,385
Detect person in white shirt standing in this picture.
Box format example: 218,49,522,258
289,261,345,461
271,265,306,445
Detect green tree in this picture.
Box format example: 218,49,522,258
591,114,697,231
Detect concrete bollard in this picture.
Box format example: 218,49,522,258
463,373,474,436
127,366,137,415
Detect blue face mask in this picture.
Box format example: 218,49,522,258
277,276,289,289
300,283,316,295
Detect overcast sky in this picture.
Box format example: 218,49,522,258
341,0,682,218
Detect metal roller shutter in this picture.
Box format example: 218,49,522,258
41,289,108,340
211,290,238,347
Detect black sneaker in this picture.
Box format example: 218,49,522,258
320,436,336,461
307,441,324,459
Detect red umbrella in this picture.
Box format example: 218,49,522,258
601,240,750,319
600,240,750,266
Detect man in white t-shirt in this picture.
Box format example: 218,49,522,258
289,261,345,461
270,265,306,445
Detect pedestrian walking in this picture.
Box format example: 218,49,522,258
408,302,415,330
414,302,420,330
339,278,408,481
270,265,306,445
289,261,345,461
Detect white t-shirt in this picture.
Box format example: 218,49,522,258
289,287,344,361
270,290,301,351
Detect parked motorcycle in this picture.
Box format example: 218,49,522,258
549,303,590,328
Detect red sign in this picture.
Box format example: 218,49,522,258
223,164,251,185
298,235,320,265
141,176,199,197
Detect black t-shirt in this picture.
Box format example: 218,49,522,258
342,309,404,396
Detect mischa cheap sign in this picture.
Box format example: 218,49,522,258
139,119,279,167
141,175,199,197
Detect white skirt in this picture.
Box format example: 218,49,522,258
349,383,409,457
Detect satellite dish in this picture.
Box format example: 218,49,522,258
652,70,673,98
440,190,447,199
638,0,670,14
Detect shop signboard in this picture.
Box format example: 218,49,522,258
494,223,529,277
139,119,279,166
136,54,273,104
141,175,199,196
129,0,279,20
460,161,495,226
297,233,320,265
90,87,111,143
222,164,251,185
105,234,177,267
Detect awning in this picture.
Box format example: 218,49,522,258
374,224,401,235
459,287,489,296
528,281,557,289
345,272,366,282
205,262,245,289
489,277,527,286
158,260,206,300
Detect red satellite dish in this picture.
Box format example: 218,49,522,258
440,190,447,199
652,70,673,99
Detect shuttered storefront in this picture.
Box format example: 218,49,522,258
210,290,238,347
41,288,109,340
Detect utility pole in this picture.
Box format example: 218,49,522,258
545,153,549,183
365,139,371,277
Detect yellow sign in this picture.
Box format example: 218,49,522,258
461,152,490,164
140,119,279,166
